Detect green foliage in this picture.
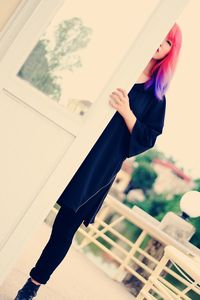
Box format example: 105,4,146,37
18,40,61,101
131,161,158,195
48,17,93,72
97,230,118,250
189,180,200,247
124,192,181,222
85,148,200,296
123,191,200,248
123,149,200,248
135,148,176,165
135,148,165,164
17,17,93,101
194,178,200,192
189,217,200,248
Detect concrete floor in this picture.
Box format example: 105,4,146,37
0,221,135,300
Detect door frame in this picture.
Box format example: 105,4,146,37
0,0,190,284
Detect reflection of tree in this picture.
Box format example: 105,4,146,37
18,17,93,101
18,41,61,100
46,17,93,72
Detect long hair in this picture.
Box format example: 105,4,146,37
144,22,182,100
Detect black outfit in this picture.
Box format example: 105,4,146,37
29,82,166,285
56,82,166,226
14,277,41,299
29,201,97,284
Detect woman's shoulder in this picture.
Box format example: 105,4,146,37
128,82,166,114
140,80,167,105
150,94,166,120
148,88,166,107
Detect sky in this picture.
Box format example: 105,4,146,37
42,0,200,179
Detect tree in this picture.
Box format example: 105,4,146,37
45,17,93,73
189,178,200,247
135,148,165,164
105,148,200,296
122,192,190,296
18,40,61,100
194,178,200,192
17,17,93,101
124,161,158,197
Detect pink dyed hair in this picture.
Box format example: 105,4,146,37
144,22,182,100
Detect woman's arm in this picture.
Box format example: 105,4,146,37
121,109,137,133
109,87,166,157
109,87,136,132
127,95,166,157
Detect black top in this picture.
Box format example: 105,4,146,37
56,82,166,226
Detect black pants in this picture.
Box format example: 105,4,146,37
29,204,88,284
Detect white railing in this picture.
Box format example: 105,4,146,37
137,245,200,299
74,194,200,299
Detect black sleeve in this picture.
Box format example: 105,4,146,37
127,95,166,158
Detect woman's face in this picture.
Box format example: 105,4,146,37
152,37,172,60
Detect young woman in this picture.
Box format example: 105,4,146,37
14,22,182,300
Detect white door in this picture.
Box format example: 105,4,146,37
0,0,189,283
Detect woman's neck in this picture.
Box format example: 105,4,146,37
143,58,157,77
136,58,157,83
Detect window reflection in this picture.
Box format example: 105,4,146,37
16,0,158,119
17,16,93,118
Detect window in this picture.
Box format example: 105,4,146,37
16,0,159,120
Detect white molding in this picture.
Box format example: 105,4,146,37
0,0,65,77
3,79,83,135
0,0,42,61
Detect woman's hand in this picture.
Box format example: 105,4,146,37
109,87,137,133
109,87,132,118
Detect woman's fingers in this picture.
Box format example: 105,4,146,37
108,88,131,118
110,92,123,103
109,88,125,102
117,87,126,95
109,87,129,110
117,88,128,98
109,95,120,107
